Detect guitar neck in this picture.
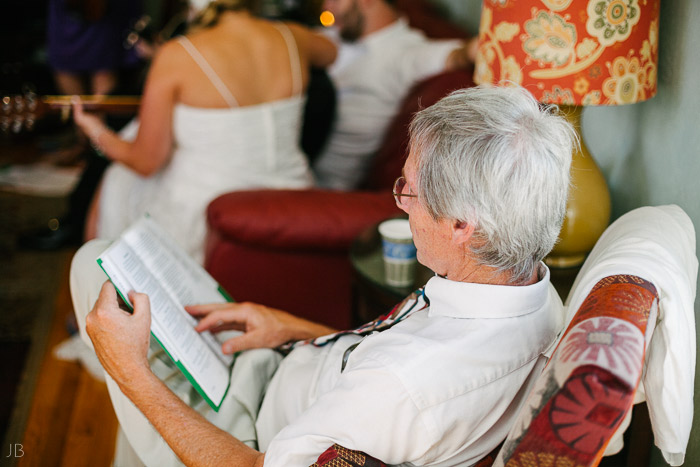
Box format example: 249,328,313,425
1,94,142,134
43,95,141,114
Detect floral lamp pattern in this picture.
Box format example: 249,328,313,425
474,0,660,106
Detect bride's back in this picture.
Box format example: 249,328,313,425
172,11,316,108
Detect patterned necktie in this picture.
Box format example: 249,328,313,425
279,288,430,357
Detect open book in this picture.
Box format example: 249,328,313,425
96,216,236,411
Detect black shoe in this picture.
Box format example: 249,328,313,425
17,218,82,251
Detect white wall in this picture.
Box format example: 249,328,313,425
432,1,700,465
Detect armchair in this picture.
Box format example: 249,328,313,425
204,69,475,330
309,205,697,467
310,274,659,467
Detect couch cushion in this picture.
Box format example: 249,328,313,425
207,189,400,252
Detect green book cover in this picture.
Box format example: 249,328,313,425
96,216,237,412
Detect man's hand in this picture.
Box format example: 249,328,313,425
87,284,266,467
86,281,152,384
186,302,337,354
445,37,479,70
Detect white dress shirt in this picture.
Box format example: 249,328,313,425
312,19,461,190
257,265,564,466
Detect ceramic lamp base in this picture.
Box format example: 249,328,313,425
545,106,611,269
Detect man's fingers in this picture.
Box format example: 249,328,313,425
99,280,116,295
208,321,246,334
185,302,237,316
195,309,250,332
116,293,131,312
128,290,151,322
94,281,119,310
221,332,263,354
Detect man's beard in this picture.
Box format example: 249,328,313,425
338,1,365,42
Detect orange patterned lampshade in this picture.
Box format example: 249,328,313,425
474,0,660,106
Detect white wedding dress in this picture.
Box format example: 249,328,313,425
97,25,312,263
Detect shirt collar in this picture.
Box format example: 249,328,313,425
424,263,551,319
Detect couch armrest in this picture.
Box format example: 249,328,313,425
207,189,402,252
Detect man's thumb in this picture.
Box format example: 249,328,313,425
128,291,151,319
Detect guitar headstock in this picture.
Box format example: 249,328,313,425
1,92,47,134
1,93,140,134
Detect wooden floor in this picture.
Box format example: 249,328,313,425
17,256,118,467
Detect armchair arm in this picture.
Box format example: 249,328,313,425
207,189,402,252
495,274,658,467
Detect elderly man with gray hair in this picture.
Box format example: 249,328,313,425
70,84,575,467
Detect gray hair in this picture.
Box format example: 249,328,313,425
409,85,576,283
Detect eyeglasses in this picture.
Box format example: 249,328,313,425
393,176,418,207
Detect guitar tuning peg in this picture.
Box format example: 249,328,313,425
13,95,25,113
0,116,10,133
24,114,35,131
134,15,151,31
2,96,11,115
25,92,38,112
124,31,140,49
11,115,23,134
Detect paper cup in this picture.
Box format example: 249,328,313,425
378,218,417,287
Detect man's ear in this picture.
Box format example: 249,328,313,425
452,220,475,245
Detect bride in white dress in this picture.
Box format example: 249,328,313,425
72,0,336,263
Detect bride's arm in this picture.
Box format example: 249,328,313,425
74,41,181,176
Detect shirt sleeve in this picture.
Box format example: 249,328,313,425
262,357,435,467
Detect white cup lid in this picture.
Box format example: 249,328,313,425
378,218,412,240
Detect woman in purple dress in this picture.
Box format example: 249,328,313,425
47,0,143,95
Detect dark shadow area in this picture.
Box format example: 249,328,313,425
0,341,30,444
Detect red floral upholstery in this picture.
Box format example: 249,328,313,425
308,274,658,467
496,275,657,467
311,444,386,467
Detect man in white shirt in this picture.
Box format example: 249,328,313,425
71,85,576,466
312,0,477,190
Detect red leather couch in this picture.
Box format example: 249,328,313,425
204,69,474,330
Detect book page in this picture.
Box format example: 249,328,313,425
97,216,238,409
119,219,234,368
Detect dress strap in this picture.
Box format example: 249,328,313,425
176,36,239,107
271,23,303,96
